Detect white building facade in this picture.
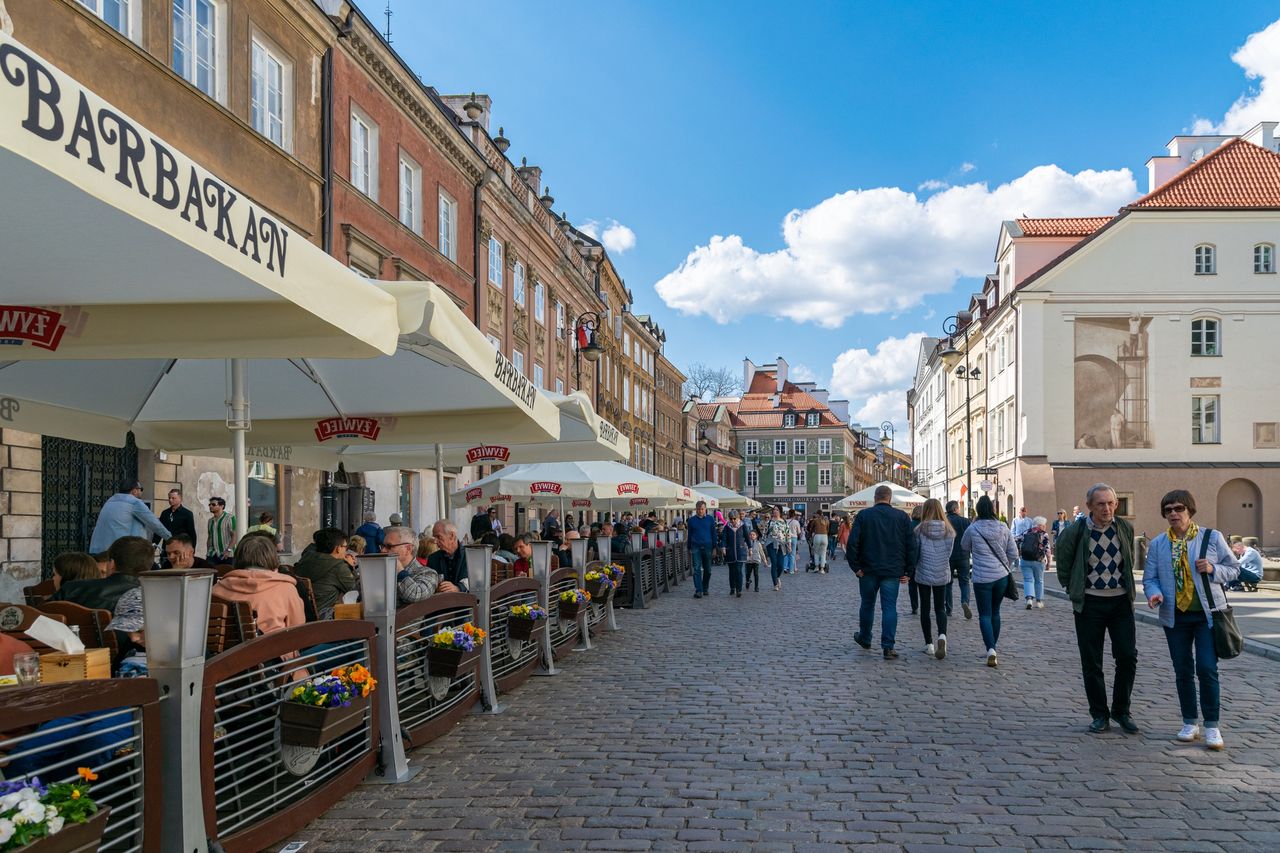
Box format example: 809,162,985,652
908,337,949,500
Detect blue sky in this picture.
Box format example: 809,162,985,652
386,0,1280,435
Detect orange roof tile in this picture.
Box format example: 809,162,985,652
1129,138,1280,209
737,370,843,426
1015,217,1112,237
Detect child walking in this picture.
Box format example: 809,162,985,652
745,530,764,592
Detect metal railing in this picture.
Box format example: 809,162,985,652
488,578,542,692
393,593,481,747
547,567,580,651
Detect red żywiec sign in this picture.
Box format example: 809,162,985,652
529,482,562,495
616,483,640,495
314,417,381,442
570,499,594,508
465,445,510,464
0,306,67,350
465,487,483,502
629,498,650,506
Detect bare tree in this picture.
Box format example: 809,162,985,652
683,362,742,400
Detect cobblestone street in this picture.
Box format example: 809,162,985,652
293,557,1280,852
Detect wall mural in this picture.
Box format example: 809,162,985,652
1074,316,1152,449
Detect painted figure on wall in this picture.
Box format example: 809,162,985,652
1074,316,1152,449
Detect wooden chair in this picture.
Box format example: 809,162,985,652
36,601,118,659
491,559,515,585
22,579,57,607
206,601,231,656
277,566,319,623
0,604,69,653
209,594,258,650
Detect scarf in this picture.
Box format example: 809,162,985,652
1168,522,1200,613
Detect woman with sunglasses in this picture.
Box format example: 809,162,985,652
1142,490,1241,751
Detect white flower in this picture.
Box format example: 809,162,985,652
14,799,45,824
0,792,21,811
44,805,58,820
47,815,65,835
17,787,38,803
0,817,14,843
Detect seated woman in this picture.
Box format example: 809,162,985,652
214,535,305,636
52,551,101,590
494,533,518,564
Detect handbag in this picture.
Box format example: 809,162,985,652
976,527,1021,601
1195,528,1244,659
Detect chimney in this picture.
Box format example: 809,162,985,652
743,358,756,392
1145,131,1234,192
775,356,788,393
810,388,829,406
1242,121,1280,152
440,92,493,132
830,400,851,423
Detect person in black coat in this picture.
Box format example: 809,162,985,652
846,486,918,658
945,500,973,620
158,488,198,551
719,510,750,597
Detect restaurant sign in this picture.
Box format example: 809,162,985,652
529,482,562,495
616,483,640,495
465,445,510,464
314,417,381,442
0,305,68,350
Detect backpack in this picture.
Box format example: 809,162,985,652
1019,530,1045,561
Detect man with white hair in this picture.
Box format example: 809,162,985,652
427,519,468,592
385,525,458,605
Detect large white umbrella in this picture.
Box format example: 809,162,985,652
452,461,691,509
831,481,927,513
691,481,761,510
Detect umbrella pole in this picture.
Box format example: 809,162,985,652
228,358,250,539
435,443,446,529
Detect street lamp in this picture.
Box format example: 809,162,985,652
939,311,982,515
697,419,713,482
573,311,603,395
879,420,894,483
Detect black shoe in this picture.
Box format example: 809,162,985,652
694,593,702,599
736,590,742,598
962,603,973,620
883,649,899,660
1088,717,1111,734
910,610,918,616
1114,714,1140,735
854,634,872,650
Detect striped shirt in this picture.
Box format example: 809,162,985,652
208,512,237,558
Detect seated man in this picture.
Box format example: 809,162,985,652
426,521,469,593
510,532,562,576
1230,540,1264,591
387,525,458,605
295,528,359,619
49,536,154,612
161,533,213,569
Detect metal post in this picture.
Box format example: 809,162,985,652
140,569,214,853
358,554,418,783
435,443,447,526
963,343,974,516
228,358,250,538
529,540,557,676
569,537,589,571
465,545,501,711
569,539,592,651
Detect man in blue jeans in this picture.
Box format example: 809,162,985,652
847,485,917,659
686,500,716,599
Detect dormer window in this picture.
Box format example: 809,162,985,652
1255,243,1275,274
1194,244,1216,275
783,413,796,427
806,412,819,427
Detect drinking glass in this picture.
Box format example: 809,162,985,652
14,652,40,686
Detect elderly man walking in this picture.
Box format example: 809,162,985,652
847,485,918,659
1054,483,1140,735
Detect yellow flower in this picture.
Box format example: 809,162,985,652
77,767,98,782
72,789,81,799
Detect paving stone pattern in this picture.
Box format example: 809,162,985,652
291,550,1280,852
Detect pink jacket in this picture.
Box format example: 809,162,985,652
215,568,305,637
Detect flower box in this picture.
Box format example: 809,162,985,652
584,578,611,600
278,695,367,748
506,615,536,641
558,600,581,621
12,807,110,853
426,646,478,679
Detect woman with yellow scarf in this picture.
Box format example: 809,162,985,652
1142,489,1240,751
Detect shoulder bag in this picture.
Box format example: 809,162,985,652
1196,528,1243,659
976,526,1021,601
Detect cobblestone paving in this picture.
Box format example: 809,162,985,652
292,559,1280,852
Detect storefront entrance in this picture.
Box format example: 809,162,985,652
40,434,138,571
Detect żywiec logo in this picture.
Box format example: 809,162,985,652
465,487,483,502
490,494,513,503
465,445,510,464
629,498,650,507
680,487,693,499
570,499,593,508
616,483,640,495
529,482,562,495
314,417,381,442
0,306,67,350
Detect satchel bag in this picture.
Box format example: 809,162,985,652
1196,529,1244,659
976,526,1021,601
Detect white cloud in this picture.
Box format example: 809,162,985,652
959,161,977,173
829,332,927,447
1192,18,1280,133
654,165,1136,328
789,363,818,383
917,178,949,192
577,218,636,255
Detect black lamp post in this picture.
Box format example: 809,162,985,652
939,311,982,515
573,311,603,400
697,419,713,483
879,420,894,483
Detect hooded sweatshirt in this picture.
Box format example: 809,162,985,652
214,568,305,637
914,520,956,586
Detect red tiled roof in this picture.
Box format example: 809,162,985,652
1129,138,1280,209
1015,217,1112,237
737,370,842,426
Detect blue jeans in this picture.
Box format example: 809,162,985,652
766,543,786,585
973,575,1008,651
690,545,712,594
1164,608,1220,727
856,574,901,650
945,557,971,613
1020,559,1045,600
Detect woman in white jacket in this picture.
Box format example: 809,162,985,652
1142,489,1240,751
913,499,955,660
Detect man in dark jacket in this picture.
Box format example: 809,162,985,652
470,507,494,542
159,488,198,551
50,535,153,612
944,501,972,620
295,528,359,619
426,520,468,592
846,486,918,659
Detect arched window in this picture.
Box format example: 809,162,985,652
1194,244,1216,275
1255,243,1275,274
1191,318,1220,356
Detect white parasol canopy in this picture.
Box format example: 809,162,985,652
690,481,761,510
452,461,694,510
830,481,927,513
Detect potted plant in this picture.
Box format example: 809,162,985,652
506,603,547,640
558,588,590,620
426,623,486,679
279,664,377,748
583,570,615,600
2,768,109,853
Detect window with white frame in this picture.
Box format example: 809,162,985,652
397,153,421,232
555,378,564,394
1192,395,1219,444
78,0,136,39
745,468,758,489
773,439,786,457
534,282,545,323
173,0,222,100
555,301,565,336
623,377,630,411
1256,243,1275,274
806,412,819,427
774,469,787,488
487,236,503,287
1194,243,1216,275
744,439,758,456
533,363,544,389
793,468,806,488
250,36,289,149
350,107,377,199
818,467,831,488
793,439,806,456
438,190,457,261
512,350,524,376
818,438,832,456
783,412,796,427
1191,318,1220,356
513,262,525,306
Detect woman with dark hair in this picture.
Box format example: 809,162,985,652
913,499,955,659
52,552,100,588
1142,489,1240,751
960,496,1018,667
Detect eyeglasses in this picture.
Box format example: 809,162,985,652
384,541,413,550
1162,504,1188,515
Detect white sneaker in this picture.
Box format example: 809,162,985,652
1036,600,1044,609
1205,727,1225,750
923,643,935,656
1176,724,1201,742
935,635,947,660
986,649,998,667
1026,598,1034,609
